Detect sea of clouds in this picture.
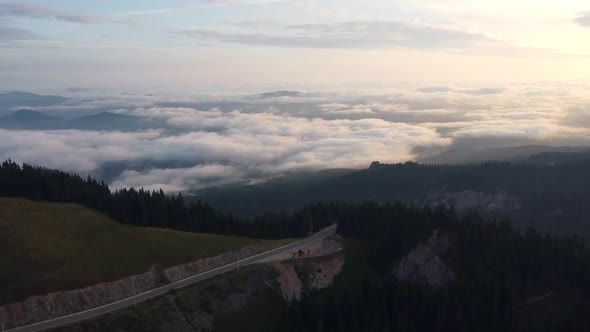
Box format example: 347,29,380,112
2,82,590,192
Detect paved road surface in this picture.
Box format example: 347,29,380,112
6,224,337,332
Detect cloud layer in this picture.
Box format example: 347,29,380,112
179,20,511,51
574,12,590,27
0,2,102,24
2,84,590,192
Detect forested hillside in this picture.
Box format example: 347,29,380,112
198,160,590,237
4,159,590,331
0,160,332,239
276,202,590,331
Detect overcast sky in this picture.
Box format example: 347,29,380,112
2,0,590,90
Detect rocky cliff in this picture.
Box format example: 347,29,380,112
273,253,345,301
393,231,455,288
426,190,521,218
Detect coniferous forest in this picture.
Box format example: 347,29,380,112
275,202,590,332
198,159,590,238
0,160,332,239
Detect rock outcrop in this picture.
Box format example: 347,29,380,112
0,269,160,329
164,247,255,283
426,190,520,218
392,231,455,288
273,252,345,301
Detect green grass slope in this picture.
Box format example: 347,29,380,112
0,198,283,305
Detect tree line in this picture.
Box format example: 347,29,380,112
200,159,590,239
0,160,332,239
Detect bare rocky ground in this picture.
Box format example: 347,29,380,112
272,248,345,302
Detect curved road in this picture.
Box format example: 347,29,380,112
6,224,337,332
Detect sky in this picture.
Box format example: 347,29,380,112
2,0,590,90
2,1,590,192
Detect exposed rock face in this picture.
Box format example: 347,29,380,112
426,190,520,218
393,232,455,288
393,245,454,288
304,254,345,290
0,269,160,329
164,248,255,283
273,262,304,302
273,253,345,301
0,247,256,329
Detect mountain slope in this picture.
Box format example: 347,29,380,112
0,92,68,114
54,202,590,332
0,110,163,131
198,160,590,238
2,109,62,122
419,145,589,164
0,197,270,305
0,109,64,129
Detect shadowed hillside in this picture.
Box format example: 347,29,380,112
198,159,590,238
0,197,280,305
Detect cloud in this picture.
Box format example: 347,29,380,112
177,19,548,55
0,26,37,41
562,106,590,128
0,106,450,190
178,20,500,50
416,86,507,95
574,12,590,27
205,0,291,4
0,2,103,24
110,164,243,192
3,84,590,192
0,129,163,173
126,8,176,16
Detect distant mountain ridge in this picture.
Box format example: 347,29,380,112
0,110,158,131
0,110,63,129
2,109,62,123
0,91,68,114
256,91,309,99
418,145,590,165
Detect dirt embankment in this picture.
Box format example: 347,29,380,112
54,238,346,332
0,247,256,329
272,236,345,301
